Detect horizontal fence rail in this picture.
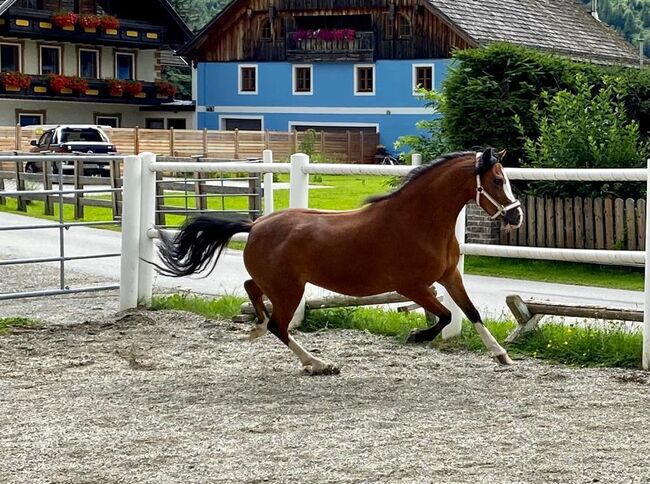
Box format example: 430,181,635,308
122,152,650,369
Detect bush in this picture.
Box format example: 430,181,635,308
516,75,649,198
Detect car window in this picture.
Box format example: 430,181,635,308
40,131,54,147
59,128,106,143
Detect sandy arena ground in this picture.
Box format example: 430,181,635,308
1,266,650,483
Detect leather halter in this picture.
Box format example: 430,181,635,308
475,153,521,220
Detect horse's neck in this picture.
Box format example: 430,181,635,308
399,160,475,233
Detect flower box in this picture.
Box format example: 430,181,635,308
100,15,120,30
123,80,144,97
78,14,101,30
47,74,89,95
106,79,124,97
155,80,177,98
52,10,77,29
1,71,32,91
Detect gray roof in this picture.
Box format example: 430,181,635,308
427,0,640,66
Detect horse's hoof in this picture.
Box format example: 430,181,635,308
304,362,341,376
493,353,514,366
405,329,421,344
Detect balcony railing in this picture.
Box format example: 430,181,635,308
0,75,174,105
286,30,374,62
1,8,166,47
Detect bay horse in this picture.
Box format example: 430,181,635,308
155,149,523,374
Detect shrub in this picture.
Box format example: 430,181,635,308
516,75,649,198
155,80,177,98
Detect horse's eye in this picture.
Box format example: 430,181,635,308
494,178,504,188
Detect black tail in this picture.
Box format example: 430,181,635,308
154,215,253,277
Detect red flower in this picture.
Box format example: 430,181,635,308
106,79,124,96
155,80,177,97
78,14,101,29
1,71,31,89
51,10,77,28
66,76,89,94
123,80,144,96
47,74,67,92
100,15,120,30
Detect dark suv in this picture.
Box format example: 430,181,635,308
26,125,118,176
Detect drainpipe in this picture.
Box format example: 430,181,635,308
591,0,599,21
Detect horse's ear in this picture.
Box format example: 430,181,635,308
480,148,494,170
498,149,507,160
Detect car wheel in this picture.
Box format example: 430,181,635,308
25,162,40,173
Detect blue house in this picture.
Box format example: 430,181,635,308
180,0,639,162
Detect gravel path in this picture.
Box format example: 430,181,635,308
1,265,650,483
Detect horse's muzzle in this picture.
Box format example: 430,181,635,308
503,207,523,230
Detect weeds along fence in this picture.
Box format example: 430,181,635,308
0,125,380,164
120,153,650,369
0,156,263,222
501,195,646,251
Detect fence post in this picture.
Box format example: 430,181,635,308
119,155,143,311
290,152,309,209
442,205,467,339
137,152,157,307
289,152,310,328
643,158,650,370
263,149,274,215
412,153,422,166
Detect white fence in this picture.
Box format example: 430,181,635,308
119,152,650,369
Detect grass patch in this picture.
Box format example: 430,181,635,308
465,256,644,291
151,293,247,320
0,317,40,334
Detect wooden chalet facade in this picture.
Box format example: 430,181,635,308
0,0,194,129
181,0,640,155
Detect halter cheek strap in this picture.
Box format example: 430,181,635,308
475,153,521,220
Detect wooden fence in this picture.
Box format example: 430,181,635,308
0,125,380,164
0,159,262,222
501,195,647,251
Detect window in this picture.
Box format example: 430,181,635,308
17,111,45,127
40,45,61,75
293,65,312,95
95,114,120,127
413,64,434,92
23,0,42,8
238,65,258,94
115,52,135,80
60,128,106,143
382,14,393,39
79,49,99,78
167,118,187,130
0,43,20,72
145,118,165,129
354,65,375,95
260,19,272,41
222,117,263,131
398,14,412,38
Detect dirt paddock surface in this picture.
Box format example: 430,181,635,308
1,297,650,484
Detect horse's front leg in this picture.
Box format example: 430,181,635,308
399,286,452,343
439,269,513,366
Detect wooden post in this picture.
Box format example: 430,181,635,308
527,195,535,246
14,161,26,212
292,130,298,154
134,126,140,154
248,172,262,220
626,198,637,250
73,159,83,219
564,197,574,249
614,198,625,248
264,130,270,150
554,197,564,248
203,128,208,157
583,198,594,249
505,295,543,343
604,197,614,249
15,123,21,151
195,169,207,213
536,197,545,247
594,197,604,249
234,128,239,159
0,174,5,205
637,199,646,251
320,130,325,155
347,130,351,163
169,127,175,157
360,131,364,164
43,160,53,216
110,159,121,220
574,196,584,249
545,197,554,247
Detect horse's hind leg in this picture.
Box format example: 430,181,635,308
400,286,453,343
266,286,340,375
244,279,269,341
439,269,513,365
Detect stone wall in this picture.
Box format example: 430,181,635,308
465,203,500,244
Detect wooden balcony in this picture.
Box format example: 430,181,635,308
1,8,167,47
279,0,389,10
286,31,374,62
0,75,174,105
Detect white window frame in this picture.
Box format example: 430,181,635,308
292,64,313,96
354,64,375,96
78,48,100,79
288,121,379,132
238,64,258,95
18,112,44,126
412,63,435,95
39,45,62,75
0,42,22,72
95,115,120,127
115,52,136,80
219,115,264,131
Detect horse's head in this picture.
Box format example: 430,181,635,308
475,148,523,229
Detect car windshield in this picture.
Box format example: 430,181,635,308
59,128,106,143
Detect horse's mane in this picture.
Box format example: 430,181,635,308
365,151,475,205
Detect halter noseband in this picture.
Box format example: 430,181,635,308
475,153,521,220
